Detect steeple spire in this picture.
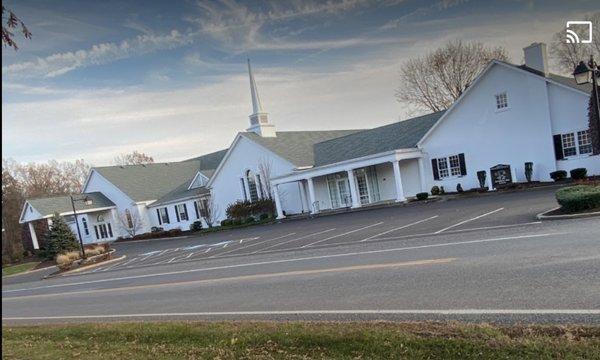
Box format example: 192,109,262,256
248,58,263,114
246,58,276,137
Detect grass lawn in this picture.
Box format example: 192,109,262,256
1,262,40,277
2,321,599,359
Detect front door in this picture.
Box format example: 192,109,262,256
327,173,351,209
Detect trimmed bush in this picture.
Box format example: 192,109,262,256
245,217,256,224
259,213,270,221
570,168,587,180
416,192,429,201
456,183,464,193
189,221,203,232
55,254,71,270
151,226,164,233
477,171,487,188
550,170,567,181
220,219,233,227
225,198,276,220
430,186,440,195
233,219,243,226
555,185,600,213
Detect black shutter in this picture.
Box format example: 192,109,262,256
431,159,440,180
553,134,564,160
458,153,467,176
156,209,162,225
107,223,113,237
94,225,99,239
183,203,189,221
194,201,200,219
165,208,170,224
175,206,180,222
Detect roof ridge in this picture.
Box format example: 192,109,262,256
26,191,103,201
93,160,199,170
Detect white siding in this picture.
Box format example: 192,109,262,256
209,136,304,221
421,64,561,191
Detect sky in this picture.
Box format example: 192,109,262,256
3,0,599,166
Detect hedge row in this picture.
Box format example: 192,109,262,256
225,199,275,220
555,185,600,213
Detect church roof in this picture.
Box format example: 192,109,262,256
25,192,115,218
242,130,362,167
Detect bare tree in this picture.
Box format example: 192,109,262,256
113,151,155,166
396,40,509,113
117,209,144,237
202,196,220,228
550,13,600,74
258,158,273,199
2,6,31,50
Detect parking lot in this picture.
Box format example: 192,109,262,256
83,187,559,274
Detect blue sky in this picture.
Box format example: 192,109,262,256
3,0,599,165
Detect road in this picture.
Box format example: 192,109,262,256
3,187,600,325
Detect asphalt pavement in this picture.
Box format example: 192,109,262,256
3,187,600,325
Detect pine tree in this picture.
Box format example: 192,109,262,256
42,213,80,260
589,84,600,155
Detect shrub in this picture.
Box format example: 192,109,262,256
245,217,256,224
84,248,100,257
456,183,464,193
220,219,233,227
550,170,567,181
525,162,533,182
439,186,445,194
55,254,71,270
477,171,487,188
189,221,203,232
41,214,80,260
168,229,182,237
259,213,270,221
555,185,600,213
151,226,164,233
430,186,440,195
225,199,276,220
65,251,81,262
570,168,587,180
416,192,429,200
233,219,243,226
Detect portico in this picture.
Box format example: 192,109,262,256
271,149,427,219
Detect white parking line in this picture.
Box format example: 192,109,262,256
210,233,297,258
2,232,561,295
434,208,504,234
5,308,598,321
302,222,384,248
360,216,439,242
256,228,337,253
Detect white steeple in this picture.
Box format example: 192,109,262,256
246,58,276,137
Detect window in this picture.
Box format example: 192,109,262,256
437,157,449,178
432,153,466,180
175,203,188,222
240,178,248,201
562,133,576,157
81,218,89,236
94,223,111,239
495,92,508,110
578,130,593,155
256,174,263,199
246,170,259,202
448,155,461,176
157,207,169,225
125,209,134,229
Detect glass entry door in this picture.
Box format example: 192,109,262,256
353,166,380,205
326,173,351,209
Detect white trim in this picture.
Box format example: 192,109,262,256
83,169,137,204
187,171,209,190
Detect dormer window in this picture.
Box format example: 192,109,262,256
495,92,508,110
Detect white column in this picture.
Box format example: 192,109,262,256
417,157,427,192
298,180,309,213
346,169,360,208
307,177,318,214
28,222,39,250
273,184,285,219
392,161,406,202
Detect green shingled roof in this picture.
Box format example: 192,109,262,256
184,149,229,170
150,180,210,208
26,192,115,218
93,161,202,202
313,111,445,166
242,130,362,167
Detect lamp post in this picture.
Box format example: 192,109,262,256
70,195,93,259
573,54,600,151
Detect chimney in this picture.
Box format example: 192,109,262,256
523,42,549,76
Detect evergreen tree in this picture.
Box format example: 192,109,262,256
589,85,600,155
41,213,80,260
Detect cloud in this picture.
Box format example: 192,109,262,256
2,30,193,79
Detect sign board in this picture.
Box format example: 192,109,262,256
490,164,512,188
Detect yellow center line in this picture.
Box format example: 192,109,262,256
3,258,456,301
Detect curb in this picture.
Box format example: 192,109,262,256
537,207,600,220
44,250,125,278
